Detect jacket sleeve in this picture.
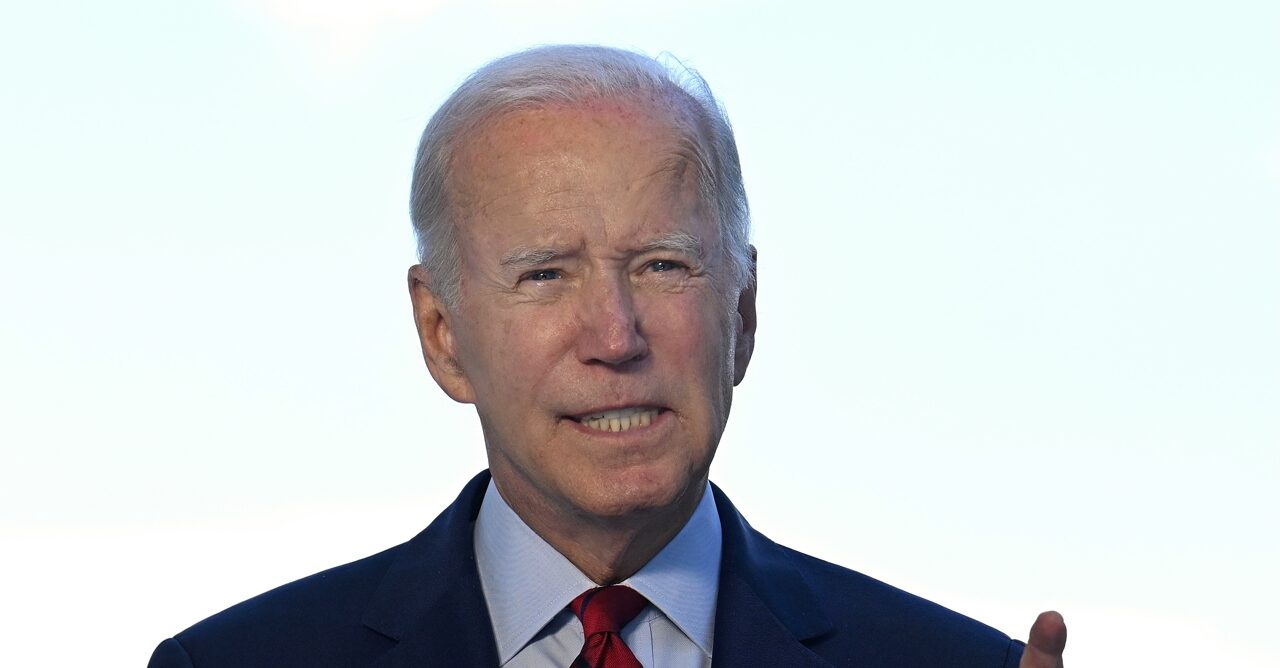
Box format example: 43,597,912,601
147,638,195,668
1003,638,1026,668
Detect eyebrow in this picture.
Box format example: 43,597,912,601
638,231,704,260
499,232,705,270
499,246,568,268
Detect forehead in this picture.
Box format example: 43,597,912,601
445,95,712,239
455,93,704,167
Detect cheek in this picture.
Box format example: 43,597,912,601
462,306,572,399
645,293,734,379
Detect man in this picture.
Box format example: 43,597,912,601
149,45,1066,667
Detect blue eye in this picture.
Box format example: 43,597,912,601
523,269,561,282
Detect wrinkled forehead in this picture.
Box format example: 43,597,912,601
456,86,710,153
445,91,717,218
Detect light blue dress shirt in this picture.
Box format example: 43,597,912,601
473,479,721,668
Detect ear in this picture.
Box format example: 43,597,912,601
733,246,758,386
408,265,476,404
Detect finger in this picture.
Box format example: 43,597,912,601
1019,610,1067,668
1030,610,1067,655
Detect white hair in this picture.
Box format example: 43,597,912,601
409,44,752,309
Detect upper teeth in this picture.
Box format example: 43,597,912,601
579,407,658,432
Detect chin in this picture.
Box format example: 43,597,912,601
574,464,703,519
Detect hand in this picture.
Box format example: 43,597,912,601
1019,611,1067,668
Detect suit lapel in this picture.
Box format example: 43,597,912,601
362,471,501,667
710,484,836,668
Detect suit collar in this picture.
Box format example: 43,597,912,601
710,483,835,667
362,471,500,667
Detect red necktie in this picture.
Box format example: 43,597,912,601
569,585,650,668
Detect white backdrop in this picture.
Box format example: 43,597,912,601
2,1,1277,665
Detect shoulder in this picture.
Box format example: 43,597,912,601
710,484,1022,667
152,545,403,668
781,545,1023,667
150,472,496,668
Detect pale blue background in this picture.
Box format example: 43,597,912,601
2,1,1277,665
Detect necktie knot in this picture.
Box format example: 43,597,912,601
571,585,649,635
569,586,649,668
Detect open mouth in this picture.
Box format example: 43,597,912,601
572,407,664,433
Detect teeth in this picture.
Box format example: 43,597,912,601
579,407,660,432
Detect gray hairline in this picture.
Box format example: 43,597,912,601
409,45,752,311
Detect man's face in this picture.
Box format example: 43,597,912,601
413,96,755,525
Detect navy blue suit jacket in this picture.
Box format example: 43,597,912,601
149,471,1024,667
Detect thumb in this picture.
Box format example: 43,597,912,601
1019,610,1067,668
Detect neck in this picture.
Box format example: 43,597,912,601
490,472,705,585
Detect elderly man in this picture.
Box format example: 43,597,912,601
149,45,1066,667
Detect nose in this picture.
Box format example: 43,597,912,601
574,273,648,366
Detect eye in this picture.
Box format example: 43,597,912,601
646,259,685,273
517,267,563,282
521,269,561,282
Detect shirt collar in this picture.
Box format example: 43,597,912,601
473,479,722,663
